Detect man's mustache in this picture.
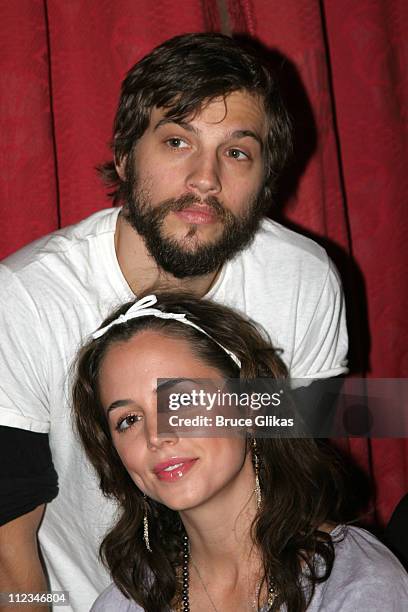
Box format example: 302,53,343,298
152,193,228,221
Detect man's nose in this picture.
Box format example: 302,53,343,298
185,150,222,196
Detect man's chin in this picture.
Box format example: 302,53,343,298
147,236,226,278
168,219,222,238
161,228,223,252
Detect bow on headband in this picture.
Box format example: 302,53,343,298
92,294,241,369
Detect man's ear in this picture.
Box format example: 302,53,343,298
115,155,127,181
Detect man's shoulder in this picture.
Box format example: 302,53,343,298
216,217,342,307
1,207,119,278
230,218,335,294
245,218,330,270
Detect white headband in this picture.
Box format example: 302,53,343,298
92,295,241,369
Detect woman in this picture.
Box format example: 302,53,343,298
72,293,408,611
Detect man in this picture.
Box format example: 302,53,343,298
0,33,347,611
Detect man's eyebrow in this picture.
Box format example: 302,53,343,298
154,119,263,149
228,129,263,148
106,399,134,414
153,118,198,134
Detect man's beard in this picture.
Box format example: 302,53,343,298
123,177,267,279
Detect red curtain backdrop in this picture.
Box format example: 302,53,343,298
1,0,407,525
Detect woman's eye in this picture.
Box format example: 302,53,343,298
165,137,189,149
227,148,249,161
115,414,142,433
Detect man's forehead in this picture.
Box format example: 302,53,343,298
149,90,267,139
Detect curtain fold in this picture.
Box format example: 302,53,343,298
0,0,59,253
1,0,407,525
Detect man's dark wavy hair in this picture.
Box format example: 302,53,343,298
99,32,293,206
72,292,346,612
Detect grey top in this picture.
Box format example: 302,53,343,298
91,525,408,611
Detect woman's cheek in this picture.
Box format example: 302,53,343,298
128,471,146,492
117,445,146,490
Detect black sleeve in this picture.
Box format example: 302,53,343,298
384,493,408,569
0,426,58,526
290,377,345,436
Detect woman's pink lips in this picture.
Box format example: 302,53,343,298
173,206,218,224
153,458,198,482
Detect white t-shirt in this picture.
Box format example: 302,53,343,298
91,525,408,611
0,207,347,611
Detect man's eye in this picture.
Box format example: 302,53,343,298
227,148,249,160
166,137,188,149
115,414,143,433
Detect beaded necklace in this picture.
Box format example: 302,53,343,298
179,534,276,612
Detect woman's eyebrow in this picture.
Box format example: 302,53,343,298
106,399,135,414
107,380,201,413
156,378,201,393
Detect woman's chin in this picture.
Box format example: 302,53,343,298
150,485,212,513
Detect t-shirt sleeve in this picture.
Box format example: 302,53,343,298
384,493,408,568
290,259,348,380
0,265,50,433
0,427,58,525
312,526,408,611
91,584,143,611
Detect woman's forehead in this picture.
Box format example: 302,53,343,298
99,329,222,390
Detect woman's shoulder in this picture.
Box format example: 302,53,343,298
309,524,408,611
91,583,143,612
330,523,404,567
